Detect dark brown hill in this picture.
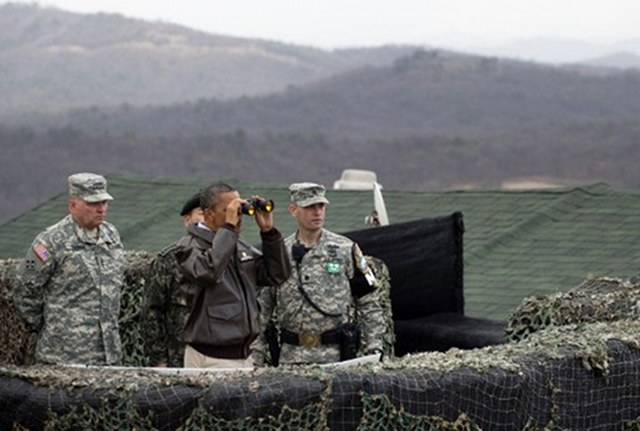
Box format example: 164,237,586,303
33,50,640,140
0,3,416,116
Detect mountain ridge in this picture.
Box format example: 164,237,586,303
23,50,640,140
0,3,418,116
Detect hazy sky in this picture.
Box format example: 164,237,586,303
4,0,639,50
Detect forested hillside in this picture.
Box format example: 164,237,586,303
30,50,640,139
2,116,638,226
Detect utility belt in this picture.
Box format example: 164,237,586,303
277,323,361,362
280,327,341,348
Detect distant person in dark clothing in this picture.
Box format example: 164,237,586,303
143,192,204,367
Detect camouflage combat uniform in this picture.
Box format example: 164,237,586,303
143,243,189,367
257,229,385,365
13,214,125,365
365,255,395,358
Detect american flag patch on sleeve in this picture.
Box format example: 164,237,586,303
33,243,50,262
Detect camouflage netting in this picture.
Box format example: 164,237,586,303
4,255,640,430
4,320,640,430
0,258,36,366
118,251,155,368
506,276,640,342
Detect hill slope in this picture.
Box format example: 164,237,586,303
0,3,416,116
40,51,640,139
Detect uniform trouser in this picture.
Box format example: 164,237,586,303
183,344,253,369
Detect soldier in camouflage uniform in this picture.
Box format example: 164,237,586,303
13,173,125,365
255,182,385,365
143,192,203,367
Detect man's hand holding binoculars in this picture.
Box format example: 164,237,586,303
246,196,274,232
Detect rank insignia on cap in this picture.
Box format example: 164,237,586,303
33,244,50,262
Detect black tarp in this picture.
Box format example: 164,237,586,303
344,212,505,355
344,212,465,321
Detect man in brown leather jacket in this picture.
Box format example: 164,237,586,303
174,182,291,368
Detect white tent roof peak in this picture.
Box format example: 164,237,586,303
333,169,382,190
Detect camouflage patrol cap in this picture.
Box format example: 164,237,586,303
68,172,113,203
289,182,330,207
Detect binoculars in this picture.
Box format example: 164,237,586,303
241,198,274,216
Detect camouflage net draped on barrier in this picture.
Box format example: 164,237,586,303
0,258,36,366
4,255,640,430
5,320,640,430
118,251,154,367
506,275,640,343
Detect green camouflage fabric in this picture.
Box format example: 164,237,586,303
68,172,113,202
142,244,189,367
257,229,384,365
12,214,125,365
288,182,330,207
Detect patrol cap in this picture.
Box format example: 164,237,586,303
289,182,330,207
68,173,113,203
180,192,202,216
